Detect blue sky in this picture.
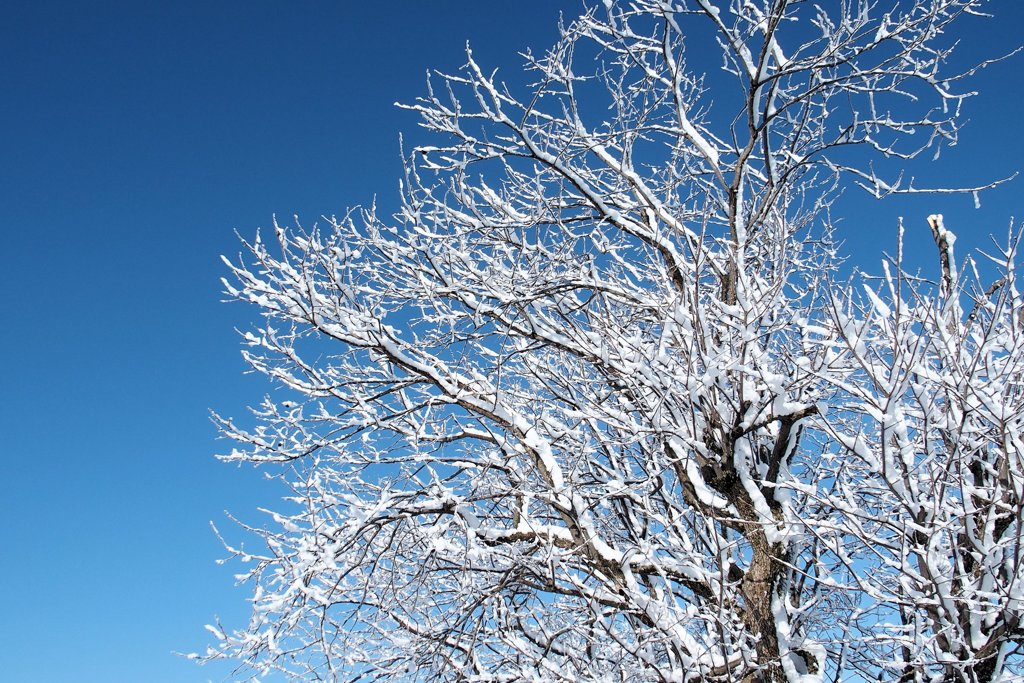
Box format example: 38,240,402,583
1,2,1022,681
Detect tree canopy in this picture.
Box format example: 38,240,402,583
201,2,1023,681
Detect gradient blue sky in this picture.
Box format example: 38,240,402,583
1,2,1022,681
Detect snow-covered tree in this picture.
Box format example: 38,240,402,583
823,216,1024,681
200,1,1022,681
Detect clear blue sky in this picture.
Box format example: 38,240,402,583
1,2,1021,681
